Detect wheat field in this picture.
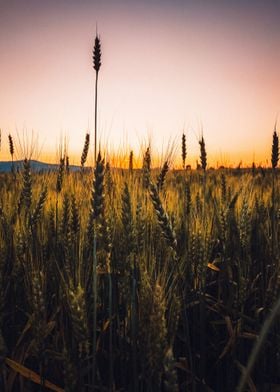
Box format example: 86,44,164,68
0,32,279,392
0,132,279,391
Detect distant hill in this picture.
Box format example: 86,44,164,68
0,160,81,173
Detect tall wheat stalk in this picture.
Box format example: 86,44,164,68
92,33,101,390
271,125,279,258
93,34,101,163
198,135,208,381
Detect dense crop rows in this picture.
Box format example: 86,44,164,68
0,145,279,391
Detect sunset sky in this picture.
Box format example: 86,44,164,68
0,0,279,166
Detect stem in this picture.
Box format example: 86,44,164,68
272,170,276,259
132,263,138,392
94,72,98,163
92,55,99,390
108,270,113,391
92,228,97,391
199,291,206,383
55,195,58,247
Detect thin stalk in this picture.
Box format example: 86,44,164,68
55,195,58,247
94,73,98,163
199,291,206,383
200,135,207,383
272,172,275,257
108,270,113,391
271,126,279,259
92,225,97,391
92,33,101,389
93,34,101,163
131,262,138,392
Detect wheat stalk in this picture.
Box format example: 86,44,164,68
271,126,279,169
149,181,177,253
199,135,207,171
182,133,186,169
8,134,14,162
81,133,90,169
157,160,169,191
142,147,151,188
129,150,133,173
93,34,101,163
91,151,105,388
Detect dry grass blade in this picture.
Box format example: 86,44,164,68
5,358,64,392
235,360,257,392
207,263,220,272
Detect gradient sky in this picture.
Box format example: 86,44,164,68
0,0,279,166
